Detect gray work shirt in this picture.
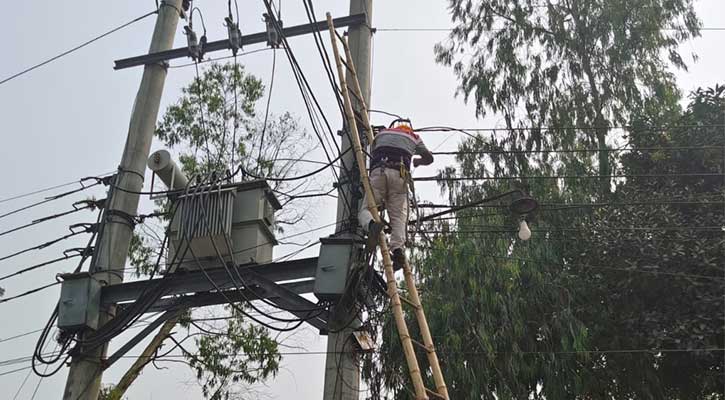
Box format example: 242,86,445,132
372,128,429,156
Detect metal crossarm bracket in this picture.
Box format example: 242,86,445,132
103,309,181,369
102,257,318,304
239,269,330,332
114,14,366,70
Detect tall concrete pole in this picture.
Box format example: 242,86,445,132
62,2,182,399
324,0,373,399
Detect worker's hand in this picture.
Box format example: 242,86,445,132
413,151,434,167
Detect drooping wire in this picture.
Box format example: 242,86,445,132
242,147,350,182
0,200,100,238
0,11,157,86
0,178,104,221
414,172,725,182
302,0,346,118
230,54,241,170
257,49,277,174
0,254,83,282
260,0,353,215
431,145,725,155
193,61,213,159
0,228,90,262
0,282,61,305
0,172,113,204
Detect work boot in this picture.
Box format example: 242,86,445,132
366,221,384,251
391,248,406,271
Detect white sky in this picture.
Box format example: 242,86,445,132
0,1,723,399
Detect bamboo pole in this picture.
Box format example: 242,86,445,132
340,27,450,400
326,13,428,400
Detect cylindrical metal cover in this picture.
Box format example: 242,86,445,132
147,149,189,190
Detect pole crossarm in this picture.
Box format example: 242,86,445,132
137,280,315,314
102,257,318,304
102,259,328,370
113,14,366,70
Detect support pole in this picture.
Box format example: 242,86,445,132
324,0,372,399
62,2,183,399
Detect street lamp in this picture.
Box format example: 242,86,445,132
413,189,539,239
509,191,538,241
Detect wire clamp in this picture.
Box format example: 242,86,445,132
73,198,105,211
225,17,242,55
264,13,283,48
63,247,94,258
69,223,99,234
184,25,203,61
106,209,137,228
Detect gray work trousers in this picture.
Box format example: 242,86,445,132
358,167,409,251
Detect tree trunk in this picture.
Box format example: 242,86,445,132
108,316,180,400
570,3,611,196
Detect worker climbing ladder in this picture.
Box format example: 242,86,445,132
326,13,450,400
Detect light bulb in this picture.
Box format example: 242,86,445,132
518,220,532,241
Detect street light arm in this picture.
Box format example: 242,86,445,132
411,189,526,224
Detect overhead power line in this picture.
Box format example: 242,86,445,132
168,48,272,68
417,225,724,233
415,172,725,182
0,225,92,262
375,26,725,33
0,282,61,305
70,347,725,358
0,177,107,221
415,124,725,133
0,367,32,378
0,200,100,238
410,246,725,282
0,254,83,282
432,145,723,156
0,172,113,205
0,10,157,86
0,329,44,344
417,199,725,209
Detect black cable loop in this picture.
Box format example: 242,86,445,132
115,166,145,182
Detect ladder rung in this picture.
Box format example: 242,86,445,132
353,114,367,127
349,88,365,105
426,387,446,399
411,338,435,353
335,29,346,44
340,57,355,73
400,296,421,309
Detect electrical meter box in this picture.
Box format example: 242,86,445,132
57,272,101,332
313,236,362,301
168,180,281,271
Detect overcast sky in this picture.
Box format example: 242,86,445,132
1,1,723,399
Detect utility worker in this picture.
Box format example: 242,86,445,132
359,120,434,270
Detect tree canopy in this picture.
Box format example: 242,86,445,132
114,62,315,400
363,1,723,398
434,0,701,193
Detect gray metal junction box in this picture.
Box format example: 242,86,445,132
58,272,102,332
168,180,282,271
314,236,363,301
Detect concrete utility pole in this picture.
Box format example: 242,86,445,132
324,0,373,399
62,1,183,399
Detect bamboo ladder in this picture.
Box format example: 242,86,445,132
326,13,450,400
